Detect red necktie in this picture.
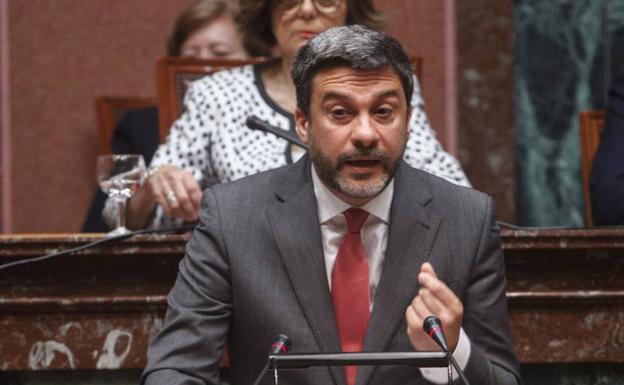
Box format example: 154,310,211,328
331,208,370,385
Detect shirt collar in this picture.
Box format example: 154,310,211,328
311,165,394,224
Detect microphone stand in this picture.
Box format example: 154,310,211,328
423,316,472,385
267,351,448,368
245,116,309,150
251,362,271,385
446,352,471,385
263,351,450,385
251,335,292,385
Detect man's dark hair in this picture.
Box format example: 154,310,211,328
291,25,414,118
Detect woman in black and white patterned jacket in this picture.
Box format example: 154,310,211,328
112,0,470,230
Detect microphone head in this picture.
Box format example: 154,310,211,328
422,315,450,352
423,315,442,333
245,116,263,131
270,334,292,354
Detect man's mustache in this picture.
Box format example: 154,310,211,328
336,148,390,169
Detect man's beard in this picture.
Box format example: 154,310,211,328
311,145,400,200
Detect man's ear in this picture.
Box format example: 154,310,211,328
295,108,310,144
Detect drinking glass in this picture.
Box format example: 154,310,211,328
96,155,146,236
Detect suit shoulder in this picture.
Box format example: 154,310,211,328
410,166,491,211
209,163,292,200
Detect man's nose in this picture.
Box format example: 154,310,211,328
351,116,379,148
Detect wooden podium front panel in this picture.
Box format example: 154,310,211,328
502,228,624,363
0,234,183,370
1,229,624,370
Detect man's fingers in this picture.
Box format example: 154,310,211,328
420,262,438,278
417,288,446,316
409,263,464,353
405,299,441,352
409,294,434,320
405,305,423,335
417,263,463,324
418,268,461,310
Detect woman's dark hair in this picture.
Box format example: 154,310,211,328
167,0,241,56
237,0,385,57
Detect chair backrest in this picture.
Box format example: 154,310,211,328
156,57,269,143
95,97,157,154
579,110,606,227
155,56,423,142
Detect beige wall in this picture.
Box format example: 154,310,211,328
2,0,455,232
381,0,454,151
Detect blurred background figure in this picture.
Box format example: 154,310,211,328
590,64,624,226
119,0,469,230
82,0,249,232
169,0,247,59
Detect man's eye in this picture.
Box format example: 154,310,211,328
330,108,347,118
377,107,393,117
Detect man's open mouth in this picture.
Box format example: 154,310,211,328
344,158,381,168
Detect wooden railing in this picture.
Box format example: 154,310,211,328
1,228,624,369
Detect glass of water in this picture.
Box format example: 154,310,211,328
96,154,146,236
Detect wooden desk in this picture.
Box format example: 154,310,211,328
1,228,623,370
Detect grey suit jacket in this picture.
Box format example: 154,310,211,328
142,156,521,385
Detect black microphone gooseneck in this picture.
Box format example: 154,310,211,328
245,116,309,150
251,334,292,385
422,316,471,385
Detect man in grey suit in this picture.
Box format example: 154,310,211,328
142,25,521,385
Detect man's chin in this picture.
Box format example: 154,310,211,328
335,176,389,199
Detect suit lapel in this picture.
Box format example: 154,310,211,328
357,163,442,385
265,157,346,385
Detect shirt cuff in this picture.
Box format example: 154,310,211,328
418,327,471,384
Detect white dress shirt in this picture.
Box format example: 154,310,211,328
311,166,471,384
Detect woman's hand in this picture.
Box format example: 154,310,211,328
126,165,202,228
144,165,202,222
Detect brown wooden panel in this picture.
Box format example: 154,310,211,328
2,228,624,370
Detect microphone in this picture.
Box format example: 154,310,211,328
245,115,309,150
252,334,293,385
422,316,471,385
423,316,450,352
270,334,292,354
